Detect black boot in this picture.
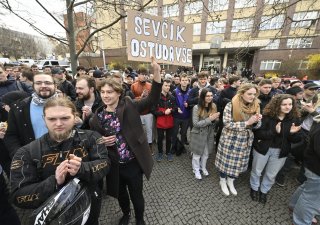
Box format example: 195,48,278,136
250,188,259,201
259,192,267,204
119,213,130,225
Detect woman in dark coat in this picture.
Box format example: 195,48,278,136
250,94,302,204
90,58,161,225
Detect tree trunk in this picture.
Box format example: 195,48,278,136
66,0,77,77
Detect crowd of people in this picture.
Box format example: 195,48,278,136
0,60,319,225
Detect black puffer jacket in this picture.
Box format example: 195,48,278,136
253,115,302,158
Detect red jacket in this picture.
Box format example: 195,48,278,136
152,93,177,129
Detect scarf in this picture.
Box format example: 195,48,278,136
31,92,58,106
231,94,260,122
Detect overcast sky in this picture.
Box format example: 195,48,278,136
0,0,67,37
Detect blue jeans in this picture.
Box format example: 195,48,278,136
289,168,320,225
250,148,286,193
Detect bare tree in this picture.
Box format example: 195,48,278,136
0,0,153,75
0,27,46,60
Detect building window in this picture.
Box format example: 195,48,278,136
208,0,229,11
231,18,254,32
163,4,179,17
260,15,285,30
291,11,318,28
287,38,313,48
144,7,158,16
184,1,203,15
296,60,308,70
203,56,221,69
264,0,289,4
193,23,201,35
260,60,282,70
262,39,280,50
206,21,226,34
235,0,256,8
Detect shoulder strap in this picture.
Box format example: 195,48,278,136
29,139,43,178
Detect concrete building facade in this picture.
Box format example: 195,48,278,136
96,0,320,75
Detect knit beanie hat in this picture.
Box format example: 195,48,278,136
2,91,29,106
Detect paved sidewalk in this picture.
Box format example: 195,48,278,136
99,152,308,225
16,151,317,225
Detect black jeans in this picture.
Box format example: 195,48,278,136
86,186,102,225
172,118,189,147
157,128,173,154
118,159,144,221
0,172,21,225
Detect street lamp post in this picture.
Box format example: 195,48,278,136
99,36,106,70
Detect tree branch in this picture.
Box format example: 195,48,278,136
35,0,68,33
0,2,69,45
76,0,153,57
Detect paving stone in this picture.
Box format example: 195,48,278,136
15,151,320,225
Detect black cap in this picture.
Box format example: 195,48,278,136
93,70,104,78
304,82,320,90
290,80,302,87
286,86,303,96
2,91,29,106
51,67,63,75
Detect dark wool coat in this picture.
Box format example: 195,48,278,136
4,97,35,158
90,81,162,197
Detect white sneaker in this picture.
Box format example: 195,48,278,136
202,169,209,176
219,178,230,196
227,177,237,196
195,171,202,180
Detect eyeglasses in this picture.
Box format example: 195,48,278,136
34,81,54,86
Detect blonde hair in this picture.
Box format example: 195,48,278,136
43,97,76,116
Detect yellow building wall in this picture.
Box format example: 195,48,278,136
208,11,228,21
233,8,256,19
289,27,317,36
295,0,320,11
163,0,177,5
193,36,201,42
205,34,224,42
230,32,252,40
258,30,284,38
96,7,123,49
142,0,158,7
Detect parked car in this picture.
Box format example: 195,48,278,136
36,60,69,70
0,58,10,64
18,59,35,67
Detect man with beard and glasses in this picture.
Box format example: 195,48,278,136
75,76,102,129
4,73,58,158
10,97,110,225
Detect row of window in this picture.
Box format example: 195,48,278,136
145,0,295,17
263,38,314,49
260,59,308,70
191,11,318,35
